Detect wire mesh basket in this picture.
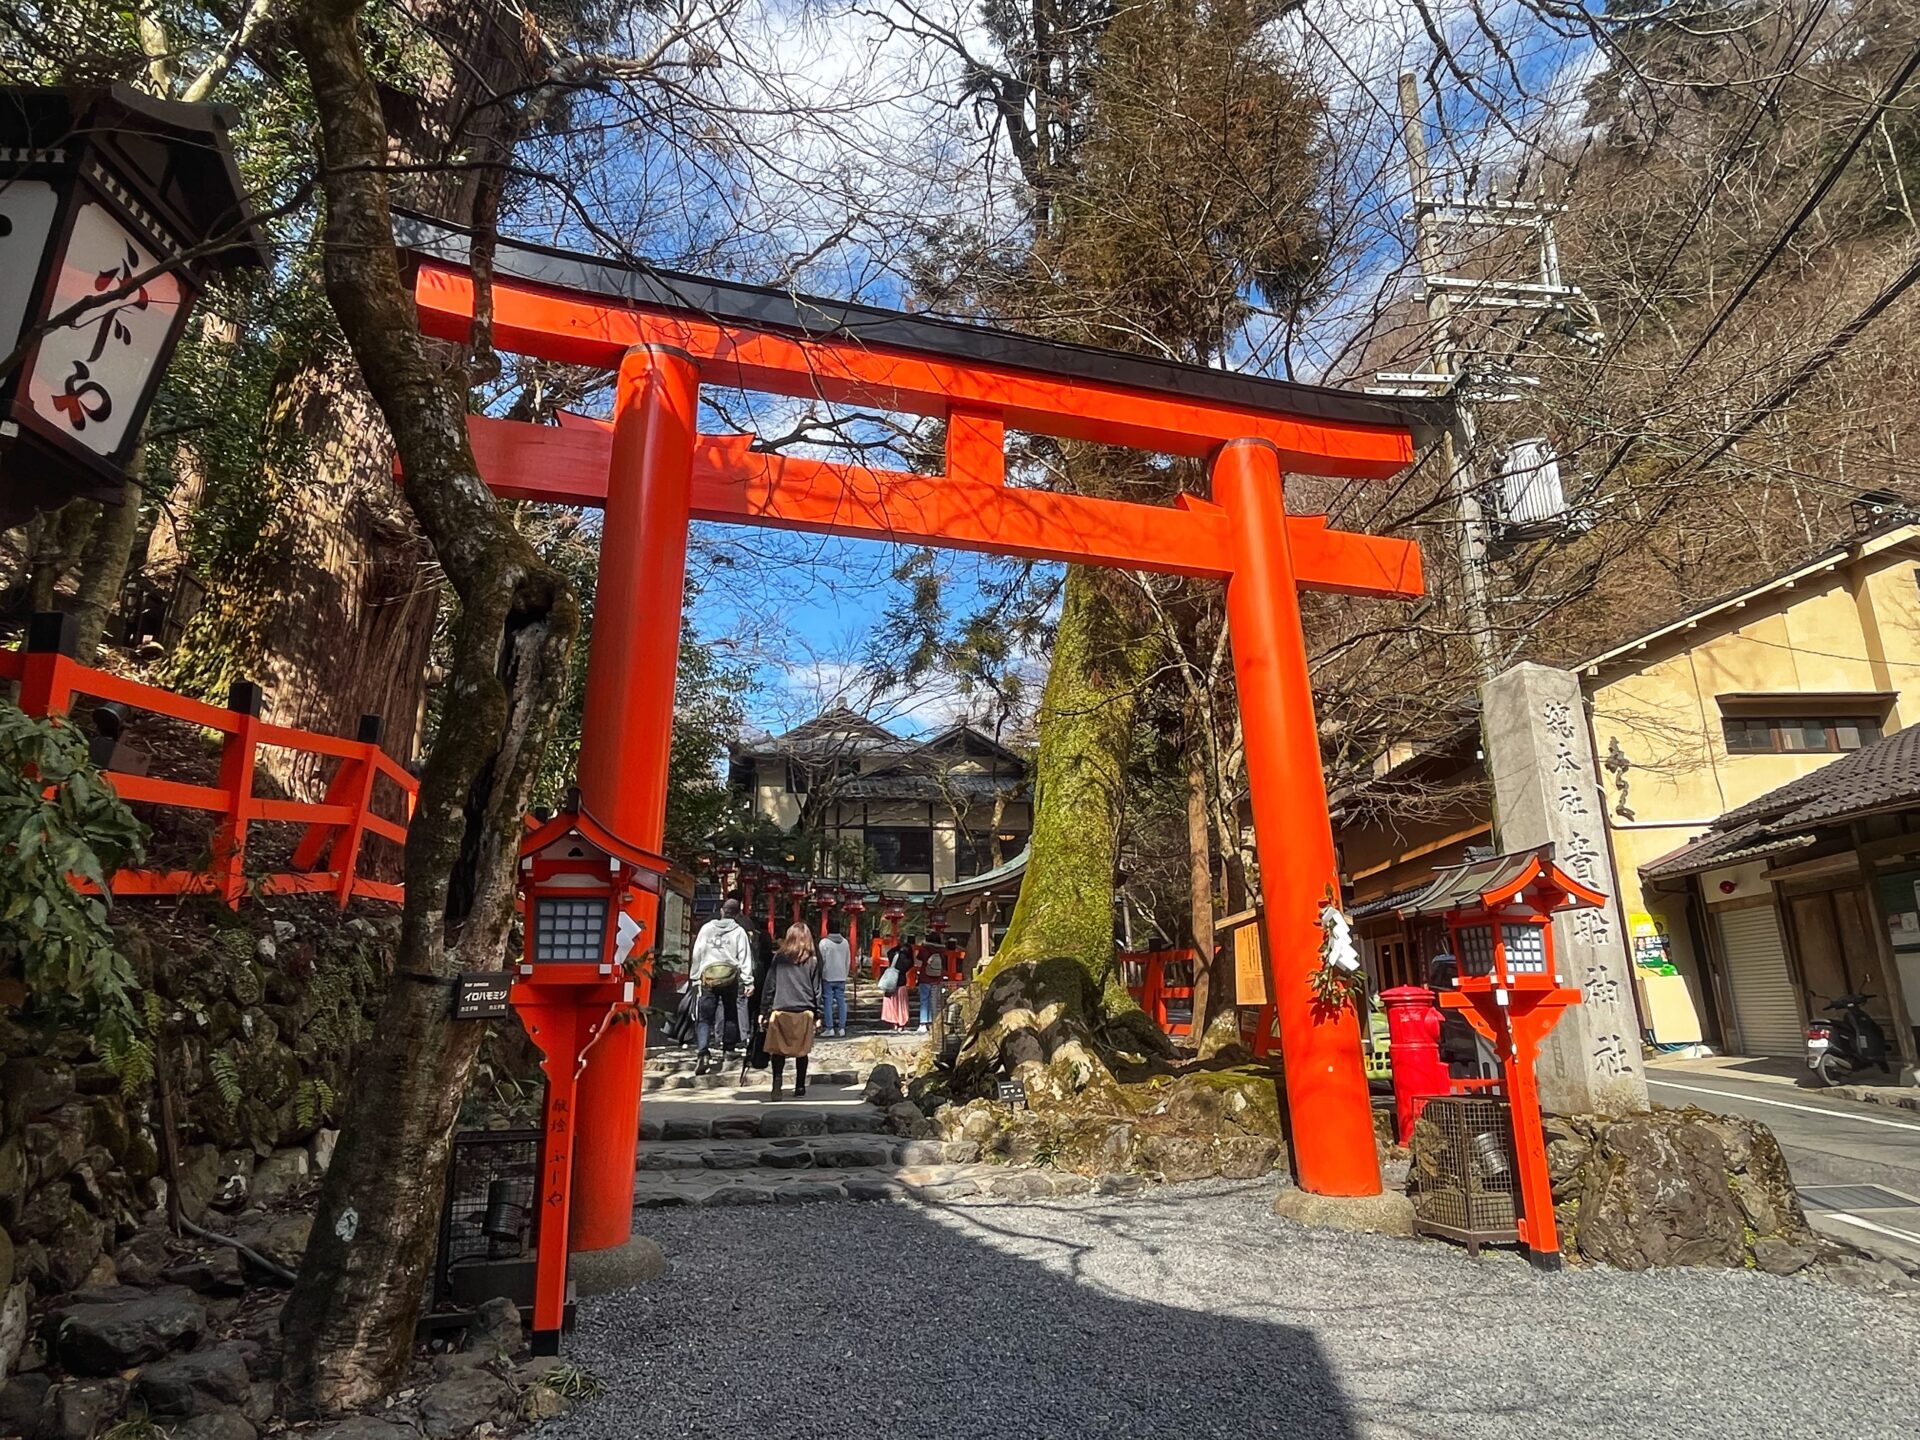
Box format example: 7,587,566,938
1409,1096,1519,1253
431,1128,542,1313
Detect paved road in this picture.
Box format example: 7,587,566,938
549,1179,1920,1440
1646,1064,1920,1265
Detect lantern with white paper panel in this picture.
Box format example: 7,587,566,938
0,85,266,525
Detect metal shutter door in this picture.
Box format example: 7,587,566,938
1716,907,1803,1056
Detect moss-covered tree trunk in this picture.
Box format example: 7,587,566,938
959,566,1167,1101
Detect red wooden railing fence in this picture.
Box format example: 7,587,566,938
2,616,417,908
1120,947,1197,1038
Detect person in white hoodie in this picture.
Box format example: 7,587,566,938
689,897,755,1075
816,924,853,1037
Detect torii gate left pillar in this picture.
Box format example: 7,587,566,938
562,346,700,1257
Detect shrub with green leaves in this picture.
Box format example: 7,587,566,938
0,700,147,1024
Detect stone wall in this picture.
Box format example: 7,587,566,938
0,900,394,1376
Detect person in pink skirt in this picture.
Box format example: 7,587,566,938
880,937,916,1031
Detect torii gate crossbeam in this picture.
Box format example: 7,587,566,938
398,220,1446,1320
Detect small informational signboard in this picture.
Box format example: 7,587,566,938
994,1079,1027,1109
1219,906,1270,1006
454,973,512,1022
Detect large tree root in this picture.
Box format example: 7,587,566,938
916,957,1311,1186
948,956,1174,1108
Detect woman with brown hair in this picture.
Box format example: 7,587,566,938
760,922,824,1099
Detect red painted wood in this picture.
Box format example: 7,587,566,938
415,265,1415,475
458,413,1425,597
8,645,418,910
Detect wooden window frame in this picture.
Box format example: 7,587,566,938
1721,714,1883,755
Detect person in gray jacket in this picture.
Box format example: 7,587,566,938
689,898,754,1075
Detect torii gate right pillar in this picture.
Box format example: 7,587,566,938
1215,439,1381,1197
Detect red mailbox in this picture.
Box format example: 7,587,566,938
1381,985,1449,1144
511,811,667,1353
1396,845,1603,1264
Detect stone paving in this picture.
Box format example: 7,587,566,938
543,1178,1920,1440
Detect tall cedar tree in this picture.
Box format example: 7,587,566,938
938,0,1331,1098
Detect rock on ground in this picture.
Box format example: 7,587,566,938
536,1178,1920,1440
1272,1187,1416,1237
570,1236,667,1296
134,1340,253,1415
416,1370,513,1439
49,1287,205,1373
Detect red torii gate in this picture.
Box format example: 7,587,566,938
399,217,1441,1257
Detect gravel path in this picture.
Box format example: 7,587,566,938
544,1179,1920,1440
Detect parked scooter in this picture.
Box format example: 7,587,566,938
1805,993,1892,1086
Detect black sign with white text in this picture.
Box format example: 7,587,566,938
454,973,511,1021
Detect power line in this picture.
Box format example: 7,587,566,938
1584,0,1834,378
1673,42,1920,375
1683,246,1920,477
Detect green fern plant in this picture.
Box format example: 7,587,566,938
294,1077,336,1129
209,1049,243,1113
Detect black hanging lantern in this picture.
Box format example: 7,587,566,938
0,84,267,526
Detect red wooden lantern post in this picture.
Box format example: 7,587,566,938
510,816,667,1352
815,882,835,938
841,888,866,958
761,871,785,939
1427,847,1603,1264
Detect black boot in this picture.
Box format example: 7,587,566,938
694,1049,712,1077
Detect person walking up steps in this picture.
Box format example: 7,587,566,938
761,922,824,1099
817,923,852,1037
689,898,754,1076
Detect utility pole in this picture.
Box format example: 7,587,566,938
1386,74,1597,681
1397,71,1497,681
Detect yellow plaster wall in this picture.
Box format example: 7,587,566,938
1590,554,1920,927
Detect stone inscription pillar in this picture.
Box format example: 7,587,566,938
1482,662,1649,1116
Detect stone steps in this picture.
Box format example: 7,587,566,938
638,1105,886,1142
643,1067,860,1093
636,1134,984,1174
632,1162,1148,1209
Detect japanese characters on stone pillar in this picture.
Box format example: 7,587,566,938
1482,662,1649,1116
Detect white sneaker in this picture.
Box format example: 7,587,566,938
917,1024,930,1034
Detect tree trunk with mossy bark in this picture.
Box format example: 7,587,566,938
957,566,1169,1103
278,0,579,1414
